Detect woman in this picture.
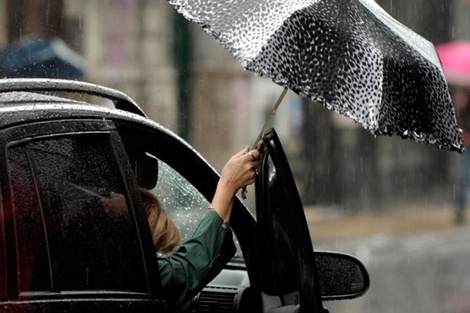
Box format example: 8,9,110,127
142,146,261,306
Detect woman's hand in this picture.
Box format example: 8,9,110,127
219,146,261,194
211,146,261,222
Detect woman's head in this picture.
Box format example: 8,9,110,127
140,188,181,254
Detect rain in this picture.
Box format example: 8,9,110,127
0,0,470,312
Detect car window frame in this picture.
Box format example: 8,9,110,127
112,120,260,269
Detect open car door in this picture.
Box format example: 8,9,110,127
255,128,326,313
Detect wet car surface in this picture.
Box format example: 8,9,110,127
0,79,368,313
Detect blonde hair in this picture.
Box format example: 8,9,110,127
140,188,181,254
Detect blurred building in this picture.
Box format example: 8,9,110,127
77,0,179,133
0,0,468,212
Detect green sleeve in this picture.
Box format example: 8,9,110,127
158,210,236,306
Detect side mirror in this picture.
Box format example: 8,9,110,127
315,251,370,301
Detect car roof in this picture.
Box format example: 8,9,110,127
0,78,146,115
0,78,147,130
0,90,133,128
0,80,211,172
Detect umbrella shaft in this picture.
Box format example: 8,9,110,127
241,88,288,200
253,87,288,148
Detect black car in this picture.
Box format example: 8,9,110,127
0,78,369,313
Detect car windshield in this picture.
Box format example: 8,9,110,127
2,1,470,312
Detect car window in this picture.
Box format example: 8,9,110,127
148,159,210,245
8,134,148,294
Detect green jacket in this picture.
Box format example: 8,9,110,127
158,211,236,306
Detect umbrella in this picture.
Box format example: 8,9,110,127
436,41,470,86
0,37,85,80
168,0,463,153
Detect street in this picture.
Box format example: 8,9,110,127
308,207,470,313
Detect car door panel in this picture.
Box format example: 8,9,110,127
256,128,325,313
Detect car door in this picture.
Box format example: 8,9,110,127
255,128,325,313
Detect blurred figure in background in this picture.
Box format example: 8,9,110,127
455,87,470,224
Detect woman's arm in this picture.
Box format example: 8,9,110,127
158,211,235,306
210,146,261,221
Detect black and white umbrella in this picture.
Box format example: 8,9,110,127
169,0,463,152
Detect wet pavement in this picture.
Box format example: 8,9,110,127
305,205,470,313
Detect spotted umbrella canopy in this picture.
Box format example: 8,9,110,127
169,0,464,152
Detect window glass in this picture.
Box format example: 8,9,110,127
145,157,245,260
9,145,46,292
149,160,210,243
9,134,148,293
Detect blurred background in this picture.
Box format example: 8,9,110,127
0,0,469,312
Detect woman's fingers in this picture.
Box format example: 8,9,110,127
220,146,263,191
242,148,261,163
233,145,250,159
240,149,262,186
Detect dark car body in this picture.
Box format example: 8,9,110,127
0,79,368,313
